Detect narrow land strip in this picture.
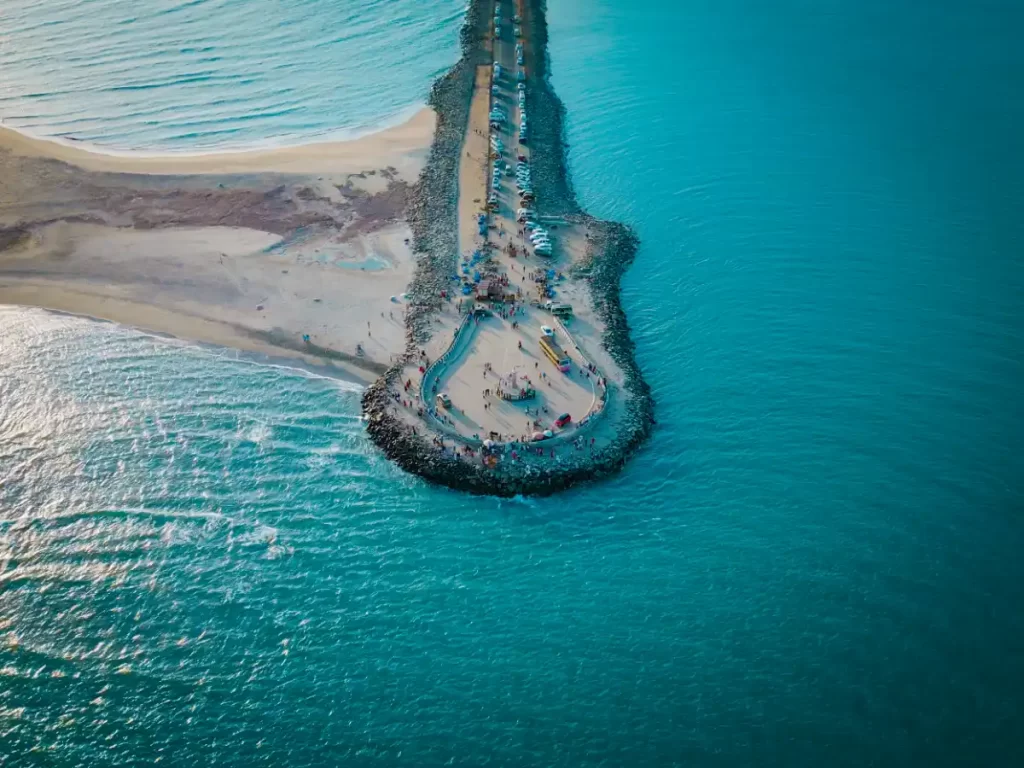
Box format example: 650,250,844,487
0,110,435,383
363,0,654,494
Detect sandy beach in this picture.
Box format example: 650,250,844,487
0,110,435,383
0,109,435,177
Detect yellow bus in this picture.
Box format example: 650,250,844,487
539,336,571,372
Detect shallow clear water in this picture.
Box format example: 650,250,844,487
2,0,1024,765
0,0,464,150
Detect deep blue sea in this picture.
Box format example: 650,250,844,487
2,0,1024,765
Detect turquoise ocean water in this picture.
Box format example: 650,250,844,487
2,0,1023,764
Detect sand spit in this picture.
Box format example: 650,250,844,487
0,112,434,383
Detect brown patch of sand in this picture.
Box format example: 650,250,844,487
457,66,494,256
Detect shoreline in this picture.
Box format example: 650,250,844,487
0,302,373,390
0,101,427,157
0,108,435,177
0,221,416,385
361,0,654,496
0,288,386,387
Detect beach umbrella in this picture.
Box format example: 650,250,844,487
543,430,554,438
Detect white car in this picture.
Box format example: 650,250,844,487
540,325,555,337
543,301,573,315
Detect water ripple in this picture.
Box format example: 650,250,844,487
0,0,465,150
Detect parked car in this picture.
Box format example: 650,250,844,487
542,301,574,316
554,413,572,428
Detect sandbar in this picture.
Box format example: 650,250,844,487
0,108,434,384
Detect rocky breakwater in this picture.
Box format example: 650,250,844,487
362,0,655,496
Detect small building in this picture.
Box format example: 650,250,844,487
497,370,536,401
476,280,504,302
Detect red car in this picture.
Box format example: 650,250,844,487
554,413,572,428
